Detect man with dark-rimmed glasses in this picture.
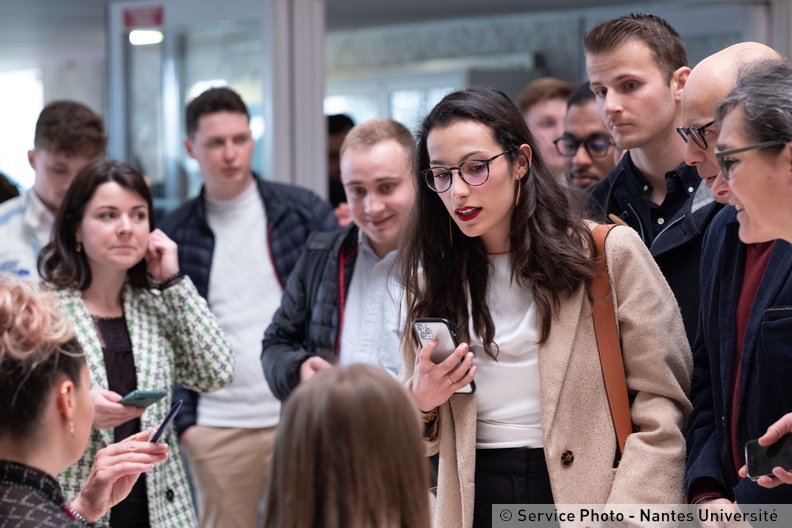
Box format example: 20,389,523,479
554,82,620,189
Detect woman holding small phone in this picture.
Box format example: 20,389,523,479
714,59,792,491
0,276,168,527
39,159,233,528
398,87,692,528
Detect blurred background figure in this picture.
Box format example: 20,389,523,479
554,82,619,189
263,364,430,528
0,101,106,279
0,275,169,527
0,171,19,203
328,114,356,226
517,77,574,181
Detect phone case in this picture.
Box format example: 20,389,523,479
412,318,475,394
120,390,167,408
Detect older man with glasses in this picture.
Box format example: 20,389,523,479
680,43,792,512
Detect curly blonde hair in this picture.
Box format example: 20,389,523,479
0,274,74,362
0,274,85,438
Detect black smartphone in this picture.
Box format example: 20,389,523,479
745,433,792,480
149,400,183,443
412,318,475,394
120,390,167,408
763,306,792,322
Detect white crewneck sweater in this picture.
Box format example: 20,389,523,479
199,183,282,428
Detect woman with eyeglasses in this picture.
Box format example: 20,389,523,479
714,59,792,490
714,59,792,245
397,86,692,528
38,159,233,528
0,277,169,528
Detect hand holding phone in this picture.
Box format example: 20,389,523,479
413,318,476,395
120,390,167,408
149,400,183,443
745,433,792,480
91,389,146,430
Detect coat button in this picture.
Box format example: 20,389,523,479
561,450,574,466
166,489,175,502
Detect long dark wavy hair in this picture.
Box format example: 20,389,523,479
398,86,597,357
39,158,156,290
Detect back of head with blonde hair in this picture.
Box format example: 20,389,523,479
264,364,430,528
0,274,84,439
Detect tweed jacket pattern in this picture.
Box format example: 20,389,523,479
400,225,693,528
0,460,104,528
55,277,233,528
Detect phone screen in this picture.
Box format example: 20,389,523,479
745,433,792,480
149,400,183,443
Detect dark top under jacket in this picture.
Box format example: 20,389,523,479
588,151,722,345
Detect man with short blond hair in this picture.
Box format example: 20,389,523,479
517,77,574,180
262,118,415,400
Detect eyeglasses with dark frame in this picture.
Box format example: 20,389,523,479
714,140,788,180
422,147,515,193
676,120,716,150
553,134,614,158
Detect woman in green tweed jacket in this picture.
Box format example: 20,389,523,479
39,159,234,528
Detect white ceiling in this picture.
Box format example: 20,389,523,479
0,0,662,72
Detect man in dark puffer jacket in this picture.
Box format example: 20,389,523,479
159,87,337,528
261,119,415,401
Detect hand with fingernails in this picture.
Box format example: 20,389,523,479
411,339,476,412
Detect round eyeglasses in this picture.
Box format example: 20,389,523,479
677,121,715,150
553,134,614,158
422,147,515,193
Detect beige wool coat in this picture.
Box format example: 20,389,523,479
401,225,693,528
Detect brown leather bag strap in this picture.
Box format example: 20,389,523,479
592,224,632,458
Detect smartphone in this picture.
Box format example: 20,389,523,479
149,400,182,443
120,390,167,408
412,318,475,394
745,433,792,480
763,306,792,322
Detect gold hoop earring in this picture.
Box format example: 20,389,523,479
448,216,454,246
515,179,522,207
76,242,82,253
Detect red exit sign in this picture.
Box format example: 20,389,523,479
123,6,164,28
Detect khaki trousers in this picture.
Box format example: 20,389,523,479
183,425,276,528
